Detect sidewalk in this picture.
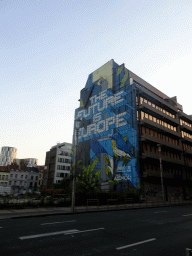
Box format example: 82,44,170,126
0,200,191,219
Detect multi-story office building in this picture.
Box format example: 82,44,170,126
73,59,192,200
0,147,17,166
45,142,72,188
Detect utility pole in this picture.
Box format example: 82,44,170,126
71,118,82,213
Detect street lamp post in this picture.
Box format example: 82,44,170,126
71,117,82,213
157,144,165,204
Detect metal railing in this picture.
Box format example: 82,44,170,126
84,197,192,211
107,199,118,209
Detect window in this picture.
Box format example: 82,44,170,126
15,174,17,178
21,175,23,178
31,176,33,180
6,175,8,180
9,181,11,185
25,175,28,179
36,176,38,180
141,111,144,119
10,174,13,177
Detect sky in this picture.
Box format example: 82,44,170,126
1,0,192,165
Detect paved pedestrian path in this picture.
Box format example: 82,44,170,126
0,200,191,219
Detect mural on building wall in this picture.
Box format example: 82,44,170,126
73,60,139,191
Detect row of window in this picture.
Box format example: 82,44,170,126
183,143,192,151
142,143,181,160
57,165,70,170
181,131,192,140
185,157,192,164
180,119,192,128
0,175,8,180
58,158,71,163
141,127,179,145
138,97,175,119
9,174,38,180
144,163,183,175
56,172,69,178
59,151,71,156
140,111,177,131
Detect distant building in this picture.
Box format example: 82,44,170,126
45,142,72,188
0,147,17,166
0,168,10,195
0,165,40,195
36,165,46,188
15,158,38,167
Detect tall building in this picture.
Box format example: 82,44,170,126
73,59,192,200
45,142,72,188
0,147,17,166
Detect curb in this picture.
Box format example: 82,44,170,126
0,203,189,219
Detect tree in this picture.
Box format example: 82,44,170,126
75,159,103,194
59,177,72,194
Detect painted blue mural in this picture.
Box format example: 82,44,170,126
73,60,139,191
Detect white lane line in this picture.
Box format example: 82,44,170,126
63,227,105,235
116,238,156,250
19,227,105,240
41,220,76,225
19,229,79,240
154,211,167,213
183,214,192,217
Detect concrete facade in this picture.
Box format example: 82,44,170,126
45,142,72,188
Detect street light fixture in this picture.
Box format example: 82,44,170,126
157,144,165,204
71,117,82,213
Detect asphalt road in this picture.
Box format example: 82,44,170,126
1,205,192,255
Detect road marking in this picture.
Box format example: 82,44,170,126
183,214,192,217
19,227,105,240
19,229,79,240
116,238,156,250
63,227,105,235
41,220,76,225
154,211,167,213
